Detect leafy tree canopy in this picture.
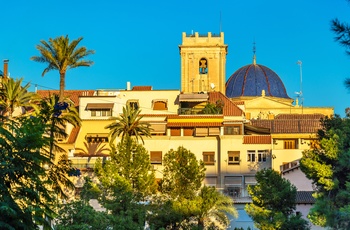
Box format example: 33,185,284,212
300,115,350,228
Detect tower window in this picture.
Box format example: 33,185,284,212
199,58,208,74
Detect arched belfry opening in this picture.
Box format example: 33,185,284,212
179,32,227,94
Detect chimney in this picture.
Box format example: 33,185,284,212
3,59,9,79
126,81,131,90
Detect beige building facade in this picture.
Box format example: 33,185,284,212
36,31,332,229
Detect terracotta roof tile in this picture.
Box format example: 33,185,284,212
275,114,324,120
36,90,95,106
167,122,222,127
208,92,243,116
251,118,322,134
132,86,152,91
296,191,315,204
67,126,80,144
243,135,271,144
167,114,223,119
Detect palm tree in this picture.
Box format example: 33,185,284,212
35,94,81,157
0,77,38,118
196,186,237,229
105,105,152,144
31,35,95,102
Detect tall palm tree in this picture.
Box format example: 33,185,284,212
105,105,152,144
31,35,95,102
0,77,38,118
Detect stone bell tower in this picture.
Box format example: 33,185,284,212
179,32,228,94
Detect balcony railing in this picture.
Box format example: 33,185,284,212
178,108,223,115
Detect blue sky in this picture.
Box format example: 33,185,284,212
1,0,350,116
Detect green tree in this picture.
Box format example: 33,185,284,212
96,137,156,200
31,35,95,101
55,200,112,230
245,168,310,230
105,105,151,144
94,156,148,230
331,1,350,91
161,146,206,200
195,186,237,229
300,115,350,228
0,77,38,118
35,94,81,158
0,116,56,229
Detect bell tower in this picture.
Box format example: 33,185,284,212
179,32,228,94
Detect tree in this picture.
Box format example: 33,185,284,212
95,137,156,200
105,105,151,144
34,94,81,158
195,186,237,229
245,168,310,230
331,1,350,90
161,146,206,200
0,77,38,118
300,115,350,228
55,200,112,230
31,35,95,101
0,116,57,229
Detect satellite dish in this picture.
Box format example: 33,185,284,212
210,83,215,89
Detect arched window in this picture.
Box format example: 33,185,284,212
199,58,208,74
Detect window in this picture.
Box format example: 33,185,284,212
203,152,215,165
90,109,112,117
150,151,162,164
170,128,181,136
224,126,240,135
199,58,208,74
228,151,240,165
284,140,296,149
86,134,109,143
257,150,267,162
227,187,241,198
153,100,167,110
127,100,139,110
183,128,194,136
247,150,255,162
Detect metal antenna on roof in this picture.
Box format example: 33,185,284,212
295,60,303,109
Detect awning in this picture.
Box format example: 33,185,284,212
204,177,217,186
195,127,208,136
86,103,114,110
150,123,167,134
224,176,243,186
179,93,208,102
208,127,220,136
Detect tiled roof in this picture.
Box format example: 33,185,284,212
132,86,152,91
167,122,222,127
36,90,95,106
275,114,325,120
243,135,271,144
167,114,223,119
208,92,243,116
232,101,245,105
296,191,315,204
251,118,322,134
67,126,80,144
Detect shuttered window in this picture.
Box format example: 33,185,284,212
150,151,162,164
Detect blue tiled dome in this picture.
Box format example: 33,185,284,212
225,64,290,99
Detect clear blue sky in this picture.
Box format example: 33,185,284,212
1,0,350,116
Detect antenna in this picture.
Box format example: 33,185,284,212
296,60,303,106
